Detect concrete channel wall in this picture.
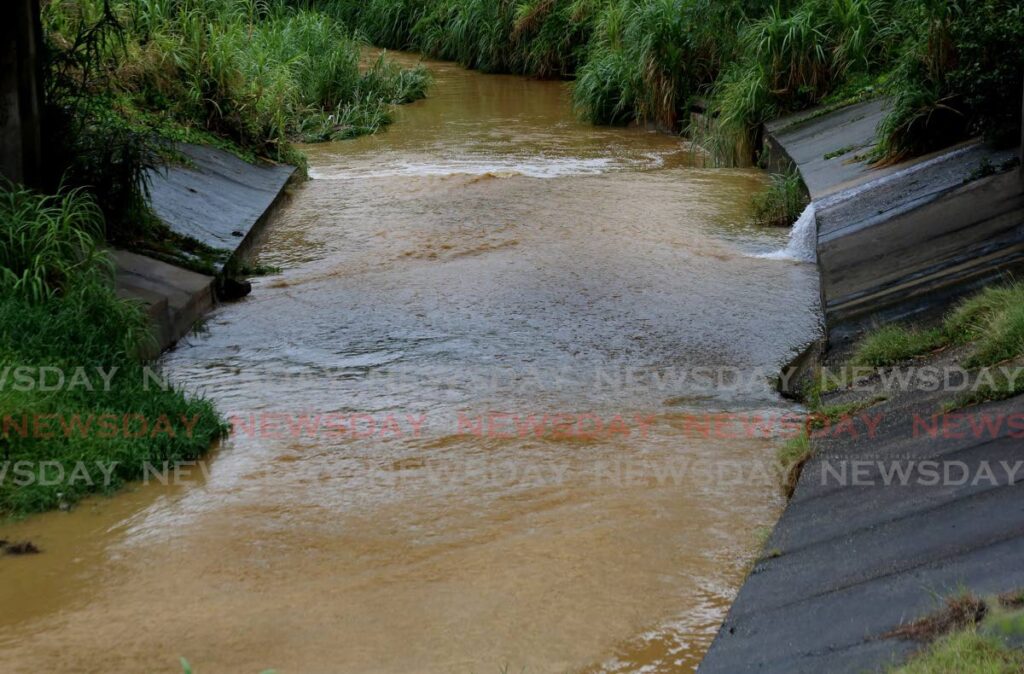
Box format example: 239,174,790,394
116,144,295,354
698,103,1024,673
764,99,1024,346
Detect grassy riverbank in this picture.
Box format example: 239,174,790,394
41,0,430,242
1,0,432,517
0,184,225,516
320,0,1023,164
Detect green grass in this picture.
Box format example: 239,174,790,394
40,0,430,235
824,144,857,160
874,0,1024,163
851,325,946,367
890,631,1024,673
777,429,812,498
0,184,225,516
306,0,1022,166
852,282,1024,370
848,282,1024,407
750,170,809,227
887,592,1024,673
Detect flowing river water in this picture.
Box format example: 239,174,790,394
0,54,821,673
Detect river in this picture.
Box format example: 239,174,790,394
0,53,820,673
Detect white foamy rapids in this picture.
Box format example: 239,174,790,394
309,153,669,180
756,203,818,262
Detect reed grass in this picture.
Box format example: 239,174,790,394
316,0,1021,165
0,184,225,516
43,0,431,163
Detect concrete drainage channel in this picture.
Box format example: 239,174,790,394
113,144,296,355
698,101,1024,673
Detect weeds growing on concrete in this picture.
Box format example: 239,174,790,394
851,325,946,368
852,283,1024,373
885,592,1024,674
890,630,1024,673
777,429,811,499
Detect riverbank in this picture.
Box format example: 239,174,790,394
116,144,297,355
698,101,1024,673
0,50,818,673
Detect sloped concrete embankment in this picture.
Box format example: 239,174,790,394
698,103,1024,673
765,99,1024,345
115,144,296,353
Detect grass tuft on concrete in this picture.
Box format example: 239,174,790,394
889,630,1024,674
777,429,812,499
852,282,1024,371
751,170,809,227
851,325,945,367
886,591,1024,673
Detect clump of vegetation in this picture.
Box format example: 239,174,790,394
46,0,431,157
705,0,891,163
851,324,946,367
572,0,745,129
0,184,225,515
777,428,811,498
891,630,1024,673
848,282,1024,407
885,592,988,643
751,170,809,227
875,0,1024,163
886,592,1024,674
852,282,1024,370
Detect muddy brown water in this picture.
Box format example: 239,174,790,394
0,54,820,673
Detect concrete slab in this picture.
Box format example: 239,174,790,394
113,143,296,354
764,97,1024,344
819,163,1024,342
698,392,1024,674
764,98,890,199
705,102,1024,674
147,143,296,269
113,250,214,355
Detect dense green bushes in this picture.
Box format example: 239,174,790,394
706,0,891,162
0,184,225,515
119,0,430,149
319,0,1023,165
45,0,431,156
876,0,1024,162
39,0,430,239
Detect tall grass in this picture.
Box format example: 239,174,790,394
874,0,1024,162
43,0,431,163
0,182,108,303
750,169,809,227
0,184,224,516
706,0,889,163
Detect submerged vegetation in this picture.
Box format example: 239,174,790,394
319,0,1023,165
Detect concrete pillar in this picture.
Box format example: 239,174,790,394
1,0,44,187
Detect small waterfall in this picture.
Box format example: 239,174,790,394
757,204,817,262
